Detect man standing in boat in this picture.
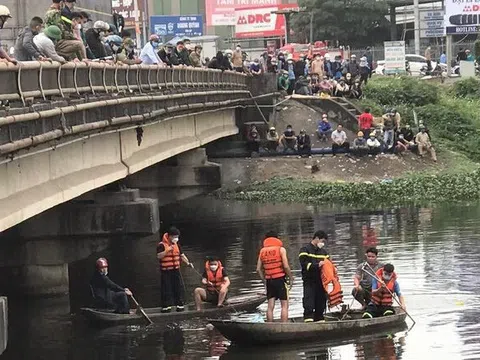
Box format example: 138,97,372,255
299,230,330,322
353,247,383,310
194,257,230,310
362,263,406,318
157,227,194,313
90,257,132,314
256,231,293,322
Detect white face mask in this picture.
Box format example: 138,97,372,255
100,268,108,275
75,24,81,30
317,242,325,248
209,265,218,271
171,237,179,244
383,273,392,281
236,47,241,51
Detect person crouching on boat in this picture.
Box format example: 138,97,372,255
90,257,133,314
256,231,293,322
194,257,230,310
362,263,406,318
353,247,383,310
157,226,194,313
299,230,330,322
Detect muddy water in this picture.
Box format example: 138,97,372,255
3,198,480,359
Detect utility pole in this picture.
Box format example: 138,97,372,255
414,0,420,54
134,0,142,49
271,7,307,45
309,11,314,44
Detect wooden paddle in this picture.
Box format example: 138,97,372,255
362,263,416,326
130,295,154,326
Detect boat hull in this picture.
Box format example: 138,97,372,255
80,294,266,327
210,308,407,345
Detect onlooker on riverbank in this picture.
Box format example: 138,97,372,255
280,125,297,153
352,131,369,156
297,129,312,158
415,125,437,162
319,76,333,95
331,124,350,156
381,111,395,151
395,134,414,154
266,127,279,152
278,70,290,92
367,132,381,152
250,59,262,75
317,114,333,141
358,108,374,138
399,124,414,142
247,124,261,153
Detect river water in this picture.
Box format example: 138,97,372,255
3,197,480,360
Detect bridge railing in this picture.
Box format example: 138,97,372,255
0,62,247,105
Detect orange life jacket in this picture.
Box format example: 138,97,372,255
159,233,181,271
205,261,224,293
259,237,286,280
371,268,397,306
320,258,343,308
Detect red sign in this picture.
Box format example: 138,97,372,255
112,0,144,28
235,4,298,39
205,0,281,26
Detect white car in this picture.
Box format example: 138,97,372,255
375,54,437,76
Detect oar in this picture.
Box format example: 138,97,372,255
130,295,154,326
361,263,416,326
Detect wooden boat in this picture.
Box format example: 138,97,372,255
80,294,266,327
209,307,407,345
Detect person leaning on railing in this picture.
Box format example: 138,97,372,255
56,11,87,60
0,5,17,64
33,25,66,63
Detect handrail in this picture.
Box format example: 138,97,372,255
0,62,248,105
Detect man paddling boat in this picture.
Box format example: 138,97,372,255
90,257,132,314
256,231,293,322
362,263,406,318
194,257,230,310
353,247,383,309
157,226,194,313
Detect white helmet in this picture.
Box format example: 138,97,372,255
0,5,12,17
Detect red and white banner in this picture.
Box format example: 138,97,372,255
206,0,281,26
235,4,298,39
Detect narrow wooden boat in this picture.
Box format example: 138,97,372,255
80,294,266,327
209,308,407,345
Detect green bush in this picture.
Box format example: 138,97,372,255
363,77,439,107
475,40,480,62
451,78,480,99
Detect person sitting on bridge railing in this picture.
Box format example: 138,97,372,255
56,11,87,60
33,25,66,63
140,34,164,65
14,17,50,61
0,6,17,64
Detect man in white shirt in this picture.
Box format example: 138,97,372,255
33,25,66,63
331,124,350,156
140,34,163,65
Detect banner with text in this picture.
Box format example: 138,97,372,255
150,15,203,38
235,4,298,39
445,0,480,35
206,0,281,26
112,0,143,28
384,41,406,75
420,9,445,37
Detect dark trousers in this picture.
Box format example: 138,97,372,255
161,269,185,309
352,287,371,307
363,303,395,318
298,145,311,157
332,142,350,155
112,291,130,314
303,282,327,321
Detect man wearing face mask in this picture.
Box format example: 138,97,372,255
14,17,48,61
362,263,406,318
140,34,163,65
175,40,191,66
85,20,109,59
232,44,243,72
194,257,230,310
158,44,179,66
298,230,330,322
189,45,203,67
90,257,133,314
157,227,194,313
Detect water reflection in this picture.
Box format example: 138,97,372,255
3,198,480,359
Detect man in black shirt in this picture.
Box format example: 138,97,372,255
90,257,132,314
298,230,330,322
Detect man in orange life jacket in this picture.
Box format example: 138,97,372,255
256,231,293,322
299,230,330,322
362,263,406,318
156,227,194,313
194,257,230,311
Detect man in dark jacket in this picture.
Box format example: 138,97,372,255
294,54,307,78
175,40,191,66
90,257,132,314
299,230,330,322
85,20,109,59
14,17,46,61
158,44,179,66
297,129,312,157
347,54,360,78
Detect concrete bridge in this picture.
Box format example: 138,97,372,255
0,62,262,235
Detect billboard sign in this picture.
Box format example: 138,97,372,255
420,9,446,37
445,0,480,34
384,41,406,75
150,15,203,38
112,0,142,28
235,4,299,39
206,0,281,26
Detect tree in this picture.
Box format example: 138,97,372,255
292,0,391,47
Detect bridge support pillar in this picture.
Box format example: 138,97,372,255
126,149,222,206
16,189,160,238
0,297,6,355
